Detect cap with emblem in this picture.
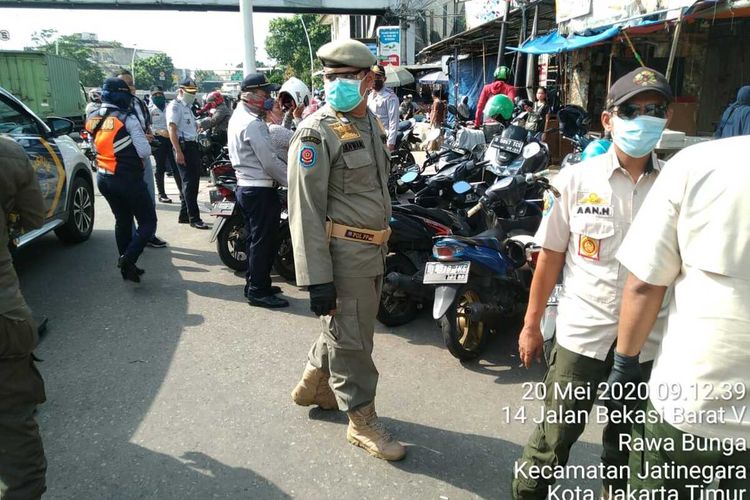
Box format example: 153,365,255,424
371,65,386,78
179,78,198,92
317,39,377,73
241,73,281,92
606,68,673,109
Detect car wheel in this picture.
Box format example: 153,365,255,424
55,176,94,243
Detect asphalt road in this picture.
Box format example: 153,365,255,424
14,176,605,499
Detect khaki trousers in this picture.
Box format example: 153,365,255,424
0,312,47,500
308,275,382,412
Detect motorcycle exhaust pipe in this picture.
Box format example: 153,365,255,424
384,272,431,300
463,303,506,323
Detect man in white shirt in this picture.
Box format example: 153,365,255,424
512,68,675,499
366,65,399,151
609,135,750,497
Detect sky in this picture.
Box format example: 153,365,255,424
0,8,292,69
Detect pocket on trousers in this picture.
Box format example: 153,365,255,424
0,316,37,360
327,297,364,350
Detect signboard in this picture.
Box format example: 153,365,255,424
159,71,166,81
0,30,9,41
560,0,695,32
377,26,400,67
0,0,391,13
465,0,508,30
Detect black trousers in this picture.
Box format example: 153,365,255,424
153,136,181,197
236,186,281,298
97,172,157,263
176,141,201,223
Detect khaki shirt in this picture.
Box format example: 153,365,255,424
535,147,667,361
287,104,392,286
0,136,45,318
617,136,750,440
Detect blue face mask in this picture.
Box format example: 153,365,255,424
324,77,364,112
611,115,667,158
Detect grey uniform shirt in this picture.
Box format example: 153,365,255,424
227,103,288,187
366,87,400,147
0,136,45,319
287,105,392,286
166,99,198,141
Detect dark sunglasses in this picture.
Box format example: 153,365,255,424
612,103,668,120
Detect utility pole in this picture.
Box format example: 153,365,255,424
240,0,256,76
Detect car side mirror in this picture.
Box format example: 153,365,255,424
47,117,74,137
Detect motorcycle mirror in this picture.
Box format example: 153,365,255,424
522,142,542,159
452,181,472,194
487,176,514,194
400,171,419,184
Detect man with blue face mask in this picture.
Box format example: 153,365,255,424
288,39,403,461
512,68,674,500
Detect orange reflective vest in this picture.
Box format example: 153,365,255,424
85,109,141,175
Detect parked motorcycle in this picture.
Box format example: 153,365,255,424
198,130,228,176
391,119,420,169
424,170,558,360
207,162,294,280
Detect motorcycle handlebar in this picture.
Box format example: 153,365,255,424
467,203,483,218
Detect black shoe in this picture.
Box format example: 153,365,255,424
158,194,173,203
147,236,168,248
247,294,289,308
118,256,141,283
190,220,210,230
178,217,189,224
245,286,282,299
134,265,145,276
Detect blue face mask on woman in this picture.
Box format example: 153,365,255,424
611,115,667,158
324,77,364,112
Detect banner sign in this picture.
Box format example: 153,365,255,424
465,0,508,30
377,26,401,66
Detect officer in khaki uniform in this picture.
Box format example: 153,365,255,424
0,136,47,499
288,39,405,461
512,69,675,499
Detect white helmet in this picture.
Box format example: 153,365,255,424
89,87,102,102
279,77,311,109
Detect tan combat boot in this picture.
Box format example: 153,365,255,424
346,402,406,461
291,362,338,410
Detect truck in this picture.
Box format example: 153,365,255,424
0,50,87,129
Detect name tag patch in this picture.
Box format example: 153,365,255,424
574,204,613,217
342,139,365,153
578,235,600,260
299,146,317,168
345,229,374,242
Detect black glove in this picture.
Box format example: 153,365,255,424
308,282,337,317
604,351,642,415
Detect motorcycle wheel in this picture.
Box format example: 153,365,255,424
216,215,248,271
377,253,419,327
273,223,296,283
399,150,416,167
439,286,488,360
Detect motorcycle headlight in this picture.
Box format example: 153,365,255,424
199,137,212,148
522,142,541,159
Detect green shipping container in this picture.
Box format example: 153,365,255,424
0,50,86,127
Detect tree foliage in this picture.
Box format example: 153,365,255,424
265,14,330,89
133,53,175,90
195,69,220,82
30,29,105,87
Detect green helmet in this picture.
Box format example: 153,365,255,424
494,65,510,81
485,93,514,121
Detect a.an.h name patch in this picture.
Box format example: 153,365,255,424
342,140,365,153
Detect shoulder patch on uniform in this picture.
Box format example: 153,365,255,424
299,145,317,168
301,135,321,145
543,191,555,216
342,139,365,153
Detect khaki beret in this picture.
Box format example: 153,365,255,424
317,39,377,71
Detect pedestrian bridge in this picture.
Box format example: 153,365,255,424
0,0,392,13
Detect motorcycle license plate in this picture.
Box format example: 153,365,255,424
210,200,235,216
423,261,471,284
498,137,524,154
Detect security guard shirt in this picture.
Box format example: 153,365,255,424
366,87,400,147
148,102,168,135
166,98,198,141
227,103,288,187
287,105,391,286
535,146,668,361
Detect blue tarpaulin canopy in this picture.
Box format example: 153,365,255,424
509,26,621,55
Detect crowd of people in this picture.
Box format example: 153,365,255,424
1,36,748,499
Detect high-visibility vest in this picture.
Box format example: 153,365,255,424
85,109,141,175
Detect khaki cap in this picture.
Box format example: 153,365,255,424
317,39,377,73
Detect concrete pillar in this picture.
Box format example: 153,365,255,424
240,0,256,76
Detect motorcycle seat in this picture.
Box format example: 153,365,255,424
451,227,506,251
393,204,456,230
